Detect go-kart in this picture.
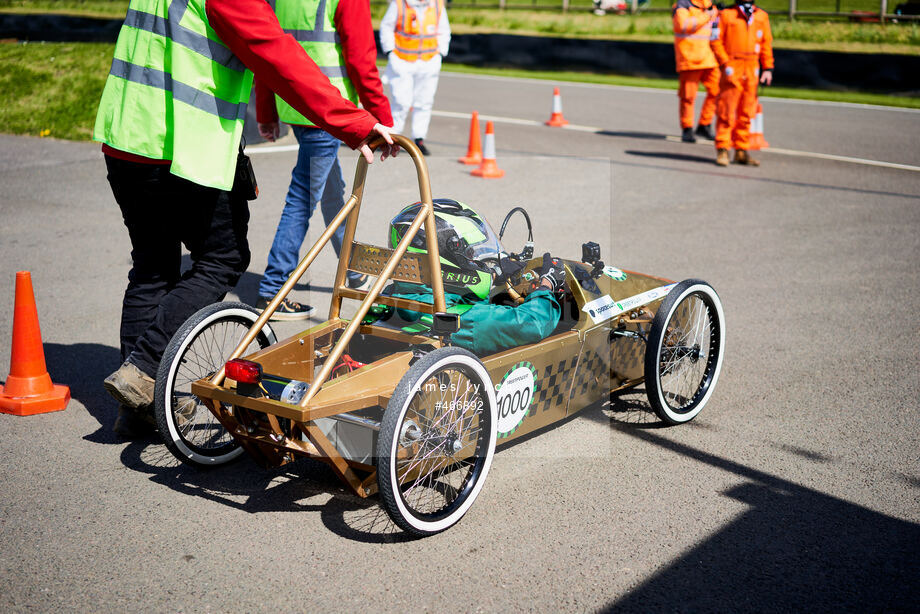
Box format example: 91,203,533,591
153,136,725,536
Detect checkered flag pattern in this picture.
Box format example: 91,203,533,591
532,357,579,414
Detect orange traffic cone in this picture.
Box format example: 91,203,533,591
471,121,504,179
0,271,70,415
749,101,769,150
458,111,483,165
545,87,569,127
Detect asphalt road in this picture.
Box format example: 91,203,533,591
1,73,918,612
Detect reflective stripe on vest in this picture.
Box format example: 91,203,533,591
93,0,252,190
393,0,442,62
272,0,355,126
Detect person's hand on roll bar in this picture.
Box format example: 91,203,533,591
358,123,400,163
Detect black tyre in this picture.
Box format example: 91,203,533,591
644,279,725,424
377,347,497,536
154,301,277,467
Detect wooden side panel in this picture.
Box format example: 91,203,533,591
481,331,583,443
566,325,614,416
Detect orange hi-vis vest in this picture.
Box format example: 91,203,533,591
672,0,718,72
393,0,443,62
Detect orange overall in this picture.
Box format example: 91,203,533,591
710,4,773,151
673,0,719,129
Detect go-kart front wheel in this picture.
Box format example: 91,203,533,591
154,301,277,468
644,279,725,424
377,347,497,537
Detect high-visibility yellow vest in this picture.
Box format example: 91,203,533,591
273,0,357,126
393,0,443,62
94,0,253,190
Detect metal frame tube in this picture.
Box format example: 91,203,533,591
210,194,359,386
212,134,447,409
299,135,445,406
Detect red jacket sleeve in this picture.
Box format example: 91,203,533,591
206,0,377,149
254,78,278,125
335,0,393,127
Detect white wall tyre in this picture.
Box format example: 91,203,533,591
154,301,276,468
644,279,725,425
376,347,497,537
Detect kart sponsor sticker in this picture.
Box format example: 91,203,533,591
582,295,619,324
582,283,677,324
495,361,537,437
602,266,627,281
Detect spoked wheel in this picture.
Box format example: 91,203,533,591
154,301,276,467
377,347,497,537
644,279,725,424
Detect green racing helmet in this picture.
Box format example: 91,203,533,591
388,199,504,300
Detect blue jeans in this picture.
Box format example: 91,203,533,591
258,126,360,298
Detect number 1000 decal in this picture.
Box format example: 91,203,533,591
495,361,538,438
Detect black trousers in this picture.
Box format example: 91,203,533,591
105,156,251,378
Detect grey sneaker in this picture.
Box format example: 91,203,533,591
347,274,371,291
103,361,155,408
255,296,315,321
113,404,157,439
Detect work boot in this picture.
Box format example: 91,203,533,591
734,149,760,166
715,148,730,166
681,127,696,143
255,296,315,321
103,360,155,408
414,138,431,156
113,404,157,439
695,123,715,140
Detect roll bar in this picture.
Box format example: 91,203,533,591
211,135,447,408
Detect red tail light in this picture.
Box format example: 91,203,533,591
225,359,262,384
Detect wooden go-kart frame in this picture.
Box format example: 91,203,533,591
156,135,726,536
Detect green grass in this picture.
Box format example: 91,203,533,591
0,20,916,143
0,40,112,140
0,0,126,18
3,0,919,52
408,8,920,54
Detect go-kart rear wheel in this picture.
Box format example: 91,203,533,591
644,279,725,424
154,301,276,468
377,347,497,537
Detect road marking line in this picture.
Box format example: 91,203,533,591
248,109,920,172
659,136,920,172
440,70,920,114
247,143,299,154
436,109,920,173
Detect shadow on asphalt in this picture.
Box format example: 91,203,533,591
598,403,920,613
119,440,414,543
231,269,332,305
42,340,407,541
43,342,124,444
612,158,920,200
624,149,715,165
595,130,669,141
